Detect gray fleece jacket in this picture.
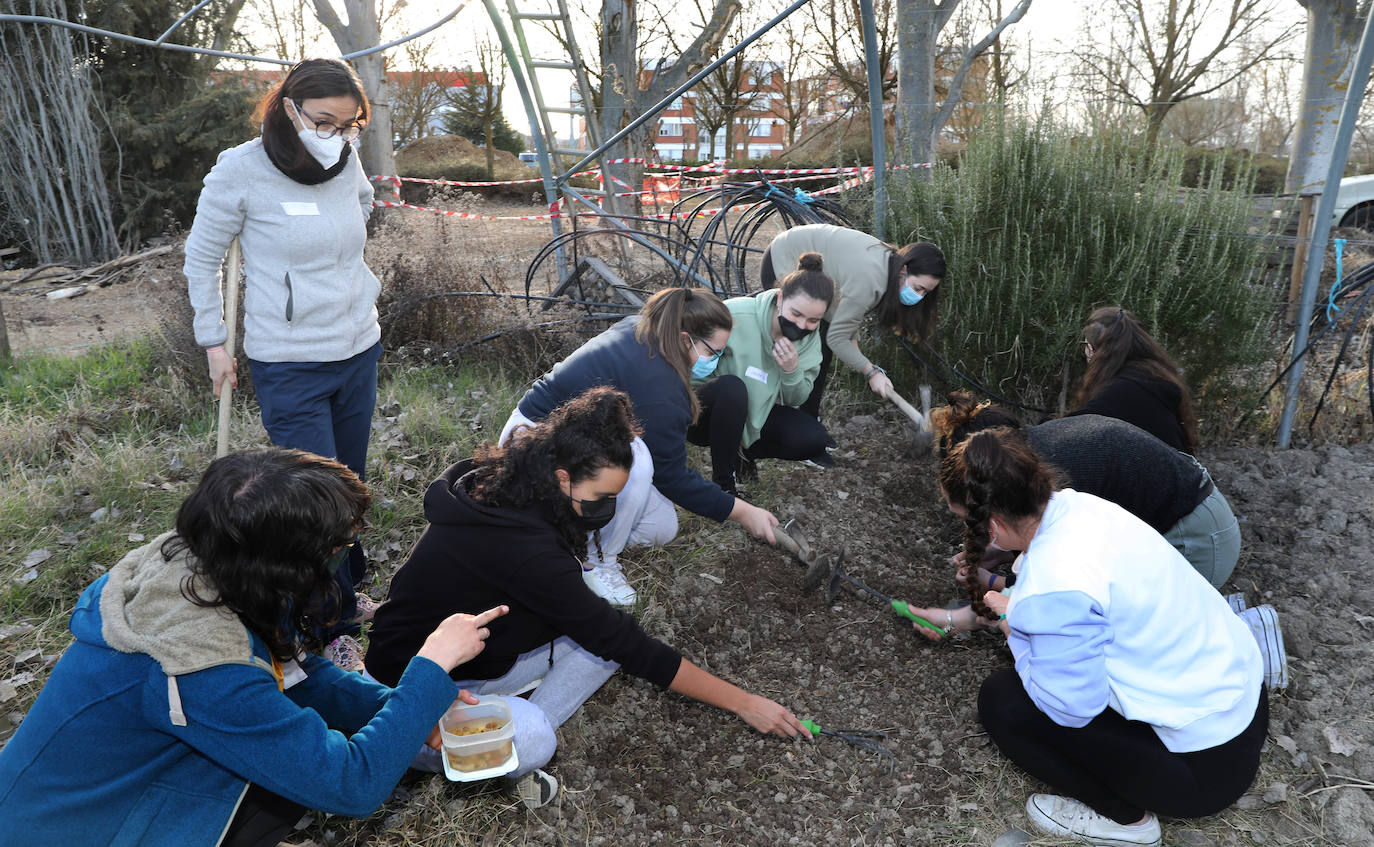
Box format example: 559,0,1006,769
184,138,381,363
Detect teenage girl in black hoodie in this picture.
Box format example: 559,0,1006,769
363,387,810,808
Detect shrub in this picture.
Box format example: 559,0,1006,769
881,118,1279,424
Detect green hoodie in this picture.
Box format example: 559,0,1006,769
696,289,822,447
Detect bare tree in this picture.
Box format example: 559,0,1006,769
445,41,510,179
0,0,119,264
1076,0,1299,147
690,13,761,163
894,0,1032,167
1247,47,1300,156
391,38,452,148
770,14,821,148
598,0,742,205
1287,0,1367,193
310,0,395,181
810,0,897,107
1159,95,1248,147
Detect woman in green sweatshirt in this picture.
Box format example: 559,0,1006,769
689,253,834,492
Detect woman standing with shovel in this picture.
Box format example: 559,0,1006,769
761,224,946,436
184,58,382,668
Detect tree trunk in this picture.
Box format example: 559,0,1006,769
484,121,496,179
1287,0,1365,193
598,0,740,202
312,0,396,191
895,0,942,166
0,295,11,365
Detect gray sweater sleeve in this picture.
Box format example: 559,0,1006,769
356,156,374,222
183,150,248,349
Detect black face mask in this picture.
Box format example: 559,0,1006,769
570,494,617,533
777,315,813,342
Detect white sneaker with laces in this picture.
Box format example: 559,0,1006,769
1025,794,1161,847
514,768,558,809
1239,604,1289,690
582,566,637,606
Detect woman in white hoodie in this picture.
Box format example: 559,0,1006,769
939,427,1267,847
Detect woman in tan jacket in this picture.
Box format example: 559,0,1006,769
762,224,945,441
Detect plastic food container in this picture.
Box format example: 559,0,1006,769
439,696,518,781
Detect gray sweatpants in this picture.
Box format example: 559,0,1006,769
405,637,618,779
1164,484,1241,589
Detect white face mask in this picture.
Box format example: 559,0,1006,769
287,99,349,168
987,520,1007,552
299,130,346,168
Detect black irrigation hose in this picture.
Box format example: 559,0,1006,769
1242,258,1374,429
898,336,1054,415
1307,276,1374,433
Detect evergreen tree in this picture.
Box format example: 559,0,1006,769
80,0,256,245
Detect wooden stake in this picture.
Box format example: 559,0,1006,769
1288,194,1316,326
215,238,241,458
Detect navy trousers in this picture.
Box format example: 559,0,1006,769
250,341,382,636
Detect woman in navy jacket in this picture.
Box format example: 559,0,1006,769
0,449,504,847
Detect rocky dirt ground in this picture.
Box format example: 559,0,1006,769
316,404,1374,847
443,411,1371,847
5,208,1373,846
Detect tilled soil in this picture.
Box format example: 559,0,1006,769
476,408,1374,847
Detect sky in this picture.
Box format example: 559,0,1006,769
253,0,1306,137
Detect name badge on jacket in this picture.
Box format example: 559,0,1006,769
281,202,320,216
745,365,769,384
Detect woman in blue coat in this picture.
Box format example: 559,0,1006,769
0,449,505,847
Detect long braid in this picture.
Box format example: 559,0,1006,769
961,474,997,619
940,427,1057,620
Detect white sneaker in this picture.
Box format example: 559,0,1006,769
1239,604,1289,690
514,768,558,809
1026,794,1162,847
582,566,637,606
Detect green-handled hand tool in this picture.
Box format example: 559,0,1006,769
809,550,946,635
799,719,894,770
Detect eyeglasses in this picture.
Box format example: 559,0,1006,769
293,100,365,142
695,336,723,361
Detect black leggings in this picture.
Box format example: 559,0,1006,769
687,375,830,483
978,668,1268,825
223,783,307,847
761,247,831,418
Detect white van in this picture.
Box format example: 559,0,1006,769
1332,174,1374,229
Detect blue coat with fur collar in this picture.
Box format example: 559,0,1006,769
0,533,457,847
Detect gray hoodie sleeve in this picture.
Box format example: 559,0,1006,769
183,149,248,349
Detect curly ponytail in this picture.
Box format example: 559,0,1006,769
939,428,1056,618
470,387,640,551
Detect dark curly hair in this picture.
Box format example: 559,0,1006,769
1077,305,1199,452
163,448,371,661
939,428,1055,619
931,390,1023,458
469,386,640,553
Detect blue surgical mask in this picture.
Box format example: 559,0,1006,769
899,285,924,307
691,353,720,379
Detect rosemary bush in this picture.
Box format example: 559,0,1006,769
881,120,1278,416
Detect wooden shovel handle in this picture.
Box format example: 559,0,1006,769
886,389,926,427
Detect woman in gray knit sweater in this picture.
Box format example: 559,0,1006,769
183,59,380,667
